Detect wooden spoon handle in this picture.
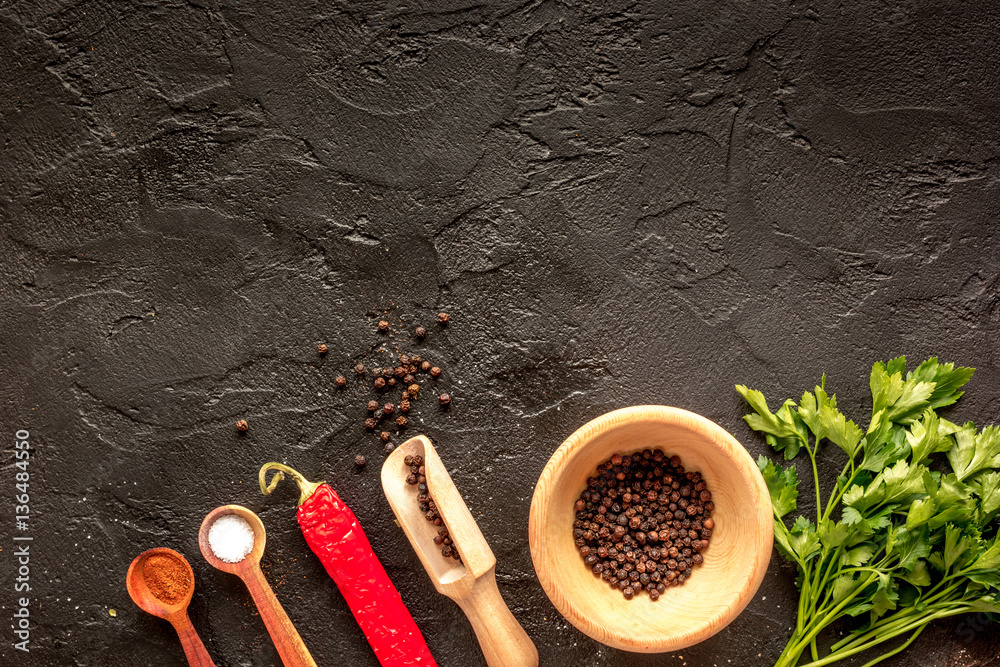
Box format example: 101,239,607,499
241,563,318,667
453,569,538,667
170,614,216,667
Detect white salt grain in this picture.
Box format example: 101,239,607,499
208,514,255,563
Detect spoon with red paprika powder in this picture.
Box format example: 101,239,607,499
126,548,215,667
259,462,437,666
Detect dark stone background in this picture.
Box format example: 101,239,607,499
1,0,999,665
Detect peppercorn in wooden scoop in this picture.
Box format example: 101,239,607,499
382,435,538,667
126,548,215,667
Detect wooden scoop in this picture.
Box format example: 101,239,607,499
382,435,538,667
198,505,317,667
126,548,215,667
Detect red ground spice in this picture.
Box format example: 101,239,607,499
142,553,192,605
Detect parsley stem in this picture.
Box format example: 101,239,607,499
822,463,861,523
831,582,966,653
808,443,823,524
801,607,969,667
783,572,880,661
856,627,925,667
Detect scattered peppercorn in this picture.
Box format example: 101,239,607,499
367,400,379,412
364,418,377,430
410,355,422,364
383,403,395,415
384,443,395,453
335,375,347,387
354,454,366,467
403,374,415,385
400,399,411,413
437,312,449,324
429,367,442,378
387,377,397,387
235,420,249,432
408,384,420,395
378,320,389,332
420,361,431,372
573,448,713,600
396,416,408,427
415,326,427,339
439,393,451,406
380,431,391,442
355,363,366,376
374,377,386,389
317,343,328,355
399,354,410,366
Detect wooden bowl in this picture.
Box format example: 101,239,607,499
529,405,772,653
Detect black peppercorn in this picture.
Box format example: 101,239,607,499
415,326,427,339
408,384,420,395
400,399,411,413
396,416,407,427
367,400,379,412
374,377,386,389
439,393,451,406
403,374,415,385
354,454,366,467
437,312,449,324
384,403,395,415
235,419,249,432
364,418,377,430
334,375,347,387
317,343,328,355
354,363,366,376
429,366,442,378
420,361,431,372
572,447,712,599
387,377,397,387
380,431,391,442
378,320,389,331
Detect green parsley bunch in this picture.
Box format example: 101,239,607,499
738,357,999,667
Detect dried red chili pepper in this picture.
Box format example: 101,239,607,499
259,463,437,667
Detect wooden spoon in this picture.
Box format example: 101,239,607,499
198,505,317,667
382,435,538,667
126,548,215,667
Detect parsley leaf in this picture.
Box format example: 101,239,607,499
740,357,999,667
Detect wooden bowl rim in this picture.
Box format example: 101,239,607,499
528,405,773,652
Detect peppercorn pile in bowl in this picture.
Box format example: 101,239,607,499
529,405,772,653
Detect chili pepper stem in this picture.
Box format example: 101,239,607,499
259,462,325,506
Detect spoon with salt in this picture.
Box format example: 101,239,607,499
126,548,216,667
198,505,317,667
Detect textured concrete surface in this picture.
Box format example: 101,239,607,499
2,1,999,665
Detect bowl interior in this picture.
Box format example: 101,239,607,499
529,406,772,653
